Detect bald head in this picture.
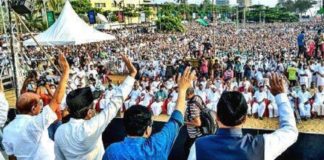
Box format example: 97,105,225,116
16,92,40,114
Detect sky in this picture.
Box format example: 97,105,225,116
154,0,321,15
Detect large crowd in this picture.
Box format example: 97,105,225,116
0,21,322,159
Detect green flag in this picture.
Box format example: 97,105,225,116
47,11,55,27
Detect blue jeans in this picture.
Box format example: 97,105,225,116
48,121,62,141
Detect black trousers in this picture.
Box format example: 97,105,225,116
298,45,306,57
184,136,197,158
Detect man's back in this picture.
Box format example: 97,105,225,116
194,129,264,160
54,119,105,160
3,106,56,160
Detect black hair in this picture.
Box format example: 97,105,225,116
217,92,248,126
123,105,152,136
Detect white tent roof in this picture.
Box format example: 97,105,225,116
24,1,115,46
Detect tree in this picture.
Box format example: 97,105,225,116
123,6,139,23
156,16,185,32
70,0,101,14
282,0,316,14
22,13,47,31
47,0,64,14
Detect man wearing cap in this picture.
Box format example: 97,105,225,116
54,54,137,160
2,53,69,160
252,85,267,119
188,73,298,160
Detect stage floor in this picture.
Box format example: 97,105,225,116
4,86,324,134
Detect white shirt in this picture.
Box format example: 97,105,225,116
195,89,207,103
54,76,135,160
297,91,311,104
243,92,253,103
207,91,220,103
254,90,267,103
129,89,141,100
3,105,57,160
0,93,9,127
314,91,324,104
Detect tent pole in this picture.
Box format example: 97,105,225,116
14,12,62,76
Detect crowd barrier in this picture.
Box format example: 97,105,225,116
103,118,324,160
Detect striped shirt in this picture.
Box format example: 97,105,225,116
185,96,203,138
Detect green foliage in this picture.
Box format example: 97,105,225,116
47,0,64,14
317,7,324,15
156,16,185,32
23,13,47,31
246,5,298,23
138,6,153,17
70,0,100,14
123,6,139,17
281,0,317,13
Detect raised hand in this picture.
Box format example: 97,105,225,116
269,73,286,96
58,53,70,74
177,67,196,93
175,67,196,115
119,53,137,78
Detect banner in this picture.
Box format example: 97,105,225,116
88,10,96,24
46,11,55,27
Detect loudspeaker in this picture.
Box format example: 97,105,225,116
11,0,35,14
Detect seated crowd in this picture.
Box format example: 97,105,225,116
0,52,299,160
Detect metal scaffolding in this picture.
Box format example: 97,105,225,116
0,0,25,98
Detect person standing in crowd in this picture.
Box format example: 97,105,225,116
287,63,298,87
2,53,69,160
314,30,321,59
297,30,306,57
54,54,136,160
103,68,196,160
184,87,204,157
188,73,298,160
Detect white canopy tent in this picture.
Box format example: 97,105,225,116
23,1,115,46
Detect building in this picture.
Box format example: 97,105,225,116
90,0,156,24
90,0,112,11
216,0,229,6
237,0,252,7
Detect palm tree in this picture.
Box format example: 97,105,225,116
22,13,45,31
47,0,64,14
